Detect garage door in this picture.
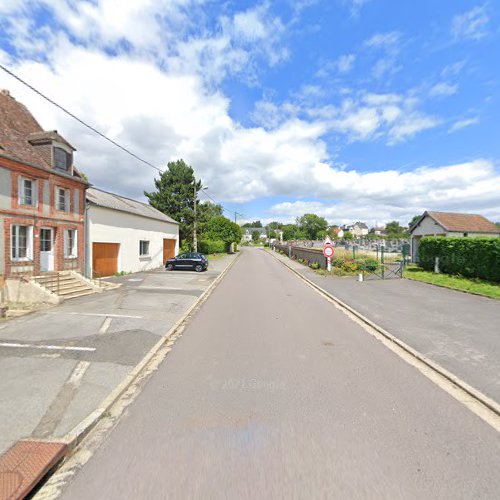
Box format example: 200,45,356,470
92,243,119,278
163,239,176,264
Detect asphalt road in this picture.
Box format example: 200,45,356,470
58,247,500,499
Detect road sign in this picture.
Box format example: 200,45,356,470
323,245,334,258
323,236,333,246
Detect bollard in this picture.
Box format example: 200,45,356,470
358,273,363,282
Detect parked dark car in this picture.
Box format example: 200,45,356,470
165,252,208,272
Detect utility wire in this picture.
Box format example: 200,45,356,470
0,63,162,173
0,63,247,220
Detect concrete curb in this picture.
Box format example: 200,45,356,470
60,252,241,451
268,249,500,419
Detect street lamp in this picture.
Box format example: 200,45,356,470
193,183,208,253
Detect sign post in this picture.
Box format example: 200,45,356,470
323,236,334,272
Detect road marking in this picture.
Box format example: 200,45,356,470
98,317,112,334
48,312,142,319
68,361,91,385
0,342,96,352
127,279,143,282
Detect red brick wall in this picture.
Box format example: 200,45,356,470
0,156,87,277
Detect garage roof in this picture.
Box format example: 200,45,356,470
411,211,500,234
87,187,179,224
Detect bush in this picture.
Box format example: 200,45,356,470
357,257,379,272
198,240,227,254
419,237,500,282
310,262,320,270
332,257,359,273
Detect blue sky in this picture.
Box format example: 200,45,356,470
0,0,499,226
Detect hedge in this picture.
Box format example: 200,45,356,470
198,240,227,254
419,236,500,282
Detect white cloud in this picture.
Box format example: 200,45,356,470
269,159,500,224
336,54,356,73
0,1,496,226
452,5,490,41
449,117,480,133
365,31,401,49
429,82,459,98
345,0,372,16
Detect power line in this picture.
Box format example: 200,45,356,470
1,62,248,220
199,189,245,222
0,63,163,173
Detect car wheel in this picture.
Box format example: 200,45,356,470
195,264,203,272
166,263,174,271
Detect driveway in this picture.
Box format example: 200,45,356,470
0,255,235,455
271,250,500,405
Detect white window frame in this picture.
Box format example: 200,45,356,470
11,225,34,261
18,177,37,206
64,229,78,258
139,240,150,257
56,187,70,212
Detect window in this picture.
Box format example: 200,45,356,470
53,147,72,172
11,225,33,261
56,188,69,211
64,229,77,258
19,177,36,206
139,240,150,256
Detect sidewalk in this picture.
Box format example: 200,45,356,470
269,249,500,406
0,255,237,457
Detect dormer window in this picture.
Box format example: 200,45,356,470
53,146,72,172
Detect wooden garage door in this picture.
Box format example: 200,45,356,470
163,239,176,264
92,243,119,278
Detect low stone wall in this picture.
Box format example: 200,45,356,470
4,278,61,306
273,244,327,269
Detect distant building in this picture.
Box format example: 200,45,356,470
329,226,344,239
409,211,500,262
344,222,369,237
242,227,267,242
369,226,386,236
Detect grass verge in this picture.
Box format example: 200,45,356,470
207,252,230,261
404,266,500,300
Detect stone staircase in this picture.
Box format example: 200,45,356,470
31,271,98,300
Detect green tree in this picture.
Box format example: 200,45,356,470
145,159,201,245
296,213,328,239
282,224,298,241
267,221,283,230
252,230,261,242
385,220,407,238
344,231,353,241
198,202,224,236
205,216,243,245
242,220,262,228
408,214,422,229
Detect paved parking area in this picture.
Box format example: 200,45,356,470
0,256,235,455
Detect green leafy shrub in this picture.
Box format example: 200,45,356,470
357,257,379,272
419,237,500,282
198,240,226,254
332,257,359,273
310,262,320,270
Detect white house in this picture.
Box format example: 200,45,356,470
344,222,369,237
86,188,179,277
409,211,500,262
242,227,267,242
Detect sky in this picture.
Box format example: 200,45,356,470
0,0,499,227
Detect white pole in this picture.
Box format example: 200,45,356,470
327,257,331,272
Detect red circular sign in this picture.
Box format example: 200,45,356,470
323,246,334,258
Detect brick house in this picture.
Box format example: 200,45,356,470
0,89,88,281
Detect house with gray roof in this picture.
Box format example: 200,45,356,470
86,187,179,277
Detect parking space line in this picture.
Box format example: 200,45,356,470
98,317,112,334
47,312,142,319
0,342,96,352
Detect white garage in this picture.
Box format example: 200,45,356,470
86,188,179,277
